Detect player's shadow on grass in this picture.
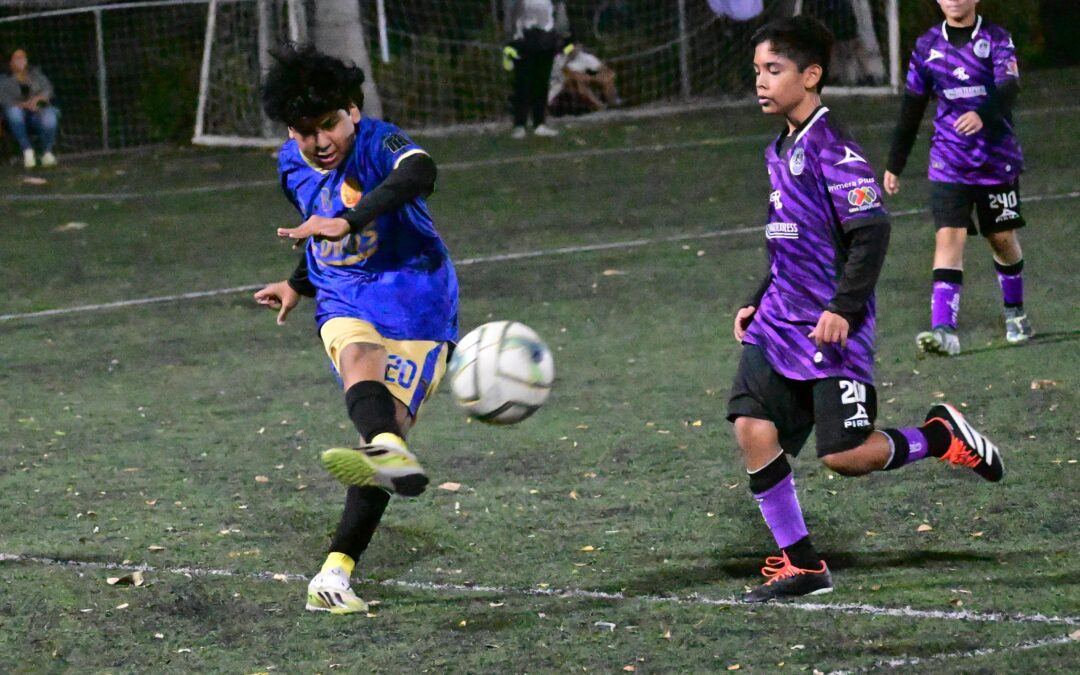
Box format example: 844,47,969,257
925,329,1080,357
619,549,998,594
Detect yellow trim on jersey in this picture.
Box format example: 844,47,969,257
393,148,429,170
320,317,448,417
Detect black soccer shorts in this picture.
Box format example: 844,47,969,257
726,344,878,457
931,180,1026,236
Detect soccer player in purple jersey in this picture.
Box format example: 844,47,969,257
727,16,1005,603
885,0,1032,355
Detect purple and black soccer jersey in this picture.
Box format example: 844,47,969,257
744,107,888,384
906,17,1023,185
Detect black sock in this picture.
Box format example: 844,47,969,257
329,486,391,561
747,453,792,495
921,418,953,457
881,428,912,470
344,380,402,443
783,535,822,570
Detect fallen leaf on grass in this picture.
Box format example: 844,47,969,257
727,666,741,671
22,176,47,185
272,574,289,582
661,628,672,640
568,490,579,500
580,545,596,552
622,667,635,673
438,482,461,492
602,269,626,276
147,545,166,552
1031,379,1058,390
115,603,129,610
107,571,146,587
594,621,616,631
254,475,270,483
917,524,933,533
54,221,89,232
1069,629,1080,640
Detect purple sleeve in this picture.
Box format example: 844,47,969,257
993,31,1020,84
905,48,928,96
819,140,888,233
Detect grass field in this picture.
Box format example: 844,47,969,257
2,67,1078,673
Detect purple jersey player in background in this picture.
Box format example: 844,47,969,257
885,0,1032,355
726,16,1006,603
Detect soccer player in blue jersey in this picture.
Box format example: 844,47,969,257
727,17,1004,603
253,44,458,614
885,0,1032,355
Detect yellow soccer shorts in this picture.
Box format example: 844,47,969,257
320,317,449,418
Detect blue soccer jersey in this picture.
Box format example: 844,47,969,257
744,107,889,384
906,16,1023,185
278,116,459,342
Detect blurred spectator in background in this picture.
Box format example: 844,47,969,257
504,0,569,138
1,48,60,168
548,45,621,116
799,0,885,85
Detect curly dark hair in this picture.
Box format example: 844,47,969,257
260,42,365,126
751,16,834,92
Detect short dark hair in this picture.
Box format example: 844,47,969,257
260,42,365,126
751,16,834,92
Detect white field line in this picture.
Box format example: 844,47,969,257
2,552,1079,630
3,105,1075,203
1,190,1078,325
830,633,1080,674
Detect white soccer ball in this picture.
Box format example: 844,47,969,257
447,321,555,425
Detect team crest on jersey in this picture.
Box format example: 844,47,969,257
319,187,332,212
834,146,867,166
952,67,970,81
789,146,805,176
769,190,783,210
847,186,879,210
973,39,991,58
926,48,944,62
340,176,363,208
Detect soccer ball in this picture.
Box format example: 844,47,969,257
447,321,555,424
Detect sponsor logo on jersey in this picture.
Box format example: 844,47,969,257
926,48,945,62
834,146,867,166
828,177,878,193
340,176,363,208
383,133,411,153
996,207,1021,223
974,39,991,58
789,146,805,176
944,85,987,100
847,186,879,209
952,66,970,81
770,190,783,210
765,222,799,239
320,187,332,212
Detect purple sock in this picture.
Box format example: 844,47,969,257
931,271,963,329
753,473,809,549
995,259,1024,308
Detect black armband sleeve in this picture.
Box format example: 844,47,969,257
342,153,437,232
744,271,772,308
826,221,891,325
886,92,930,176
286,252,316,298
976,78,1019,125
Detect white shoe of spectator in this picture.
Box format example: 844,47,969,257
23,149,36,169
510,126,527,139
533,124,559,137
40,152,57,168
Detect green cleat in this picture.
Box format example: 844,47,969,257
321,433,429,497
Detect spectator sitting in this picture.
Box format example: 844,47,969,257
1,48,60,168
548,45,621,116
